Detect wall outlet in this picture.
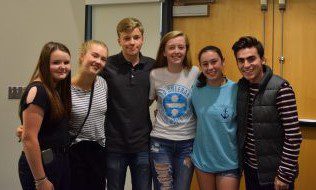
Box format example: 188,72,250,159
8,86,26,99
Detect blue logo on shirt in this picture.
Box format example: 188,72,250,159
158,84,192,125
163,93,187,118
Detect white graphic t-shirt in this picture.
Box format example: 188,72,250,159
149,66,199,140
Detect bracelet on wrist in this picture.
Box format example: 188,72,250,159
34,176,46,182
34,176,47,188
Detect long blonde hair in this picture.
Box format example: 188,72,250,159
78,40,108,65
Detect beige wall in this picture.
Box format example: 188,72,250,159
0,1,85,188
174,0,316,189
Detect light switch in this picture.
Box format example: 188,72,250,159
8,86,25,99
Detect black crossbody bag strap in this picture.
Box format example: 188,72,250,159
70,81,94,142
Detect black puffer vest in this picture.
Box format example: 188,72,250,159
237,65,287,185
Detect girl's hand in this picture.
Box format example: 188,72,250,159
36,178,54,190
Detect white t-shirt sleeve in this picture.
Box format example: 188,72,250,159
149,70,156,100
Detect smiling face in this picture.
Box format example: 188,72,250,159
49,49,71,84
163,36,187,67
80,44,108,75
236,47,264,83
118,27,143,59
200,50,224,81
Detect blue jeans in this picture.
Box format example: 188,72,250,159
150,137,194,190
105,151,152,190
216,168,241,179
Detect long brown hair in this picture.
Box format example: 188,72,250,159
30,42,71,119
154,31,192,70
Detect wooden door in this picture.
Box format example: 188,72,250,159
174,0,316,189
274,1,316,190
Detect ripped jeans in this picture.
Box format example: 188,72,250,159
150,137,194,190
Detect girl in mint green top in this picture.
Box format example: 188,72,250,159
192,79,238,172
191,46,240,190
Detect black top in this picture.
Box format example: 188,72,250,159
19,81,69,150
100,52,155,153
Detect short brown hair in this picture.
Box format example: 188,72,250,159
232,36,264,59
116,17,144,37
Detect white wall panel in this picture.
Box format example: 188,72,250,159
92,2,161,58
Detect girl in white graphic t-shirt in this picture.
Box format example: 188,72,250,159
149,31,199,190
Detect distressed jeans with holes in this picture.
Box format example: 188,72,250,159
150,137,194,190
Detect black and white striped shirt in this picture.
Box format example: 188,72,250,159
70,76,107,147
244,82,302,183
